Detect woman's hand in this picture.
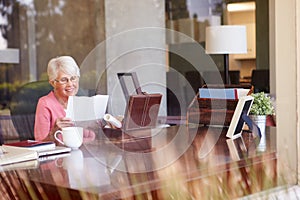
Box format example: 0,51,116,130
55,117,75,129
47,117,75,142
83,129,96,142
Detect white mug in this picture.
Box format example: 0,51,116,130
54,127,83,149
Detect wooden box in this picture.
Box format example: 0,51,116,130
187,85,253,126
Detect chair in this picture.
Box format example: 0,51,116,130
0,114,19,144
251,69,270,93
229,70,240,85
9,78,93,141
9,80,89,141
185,71,204,93
9,81,53,140
202,70,240,85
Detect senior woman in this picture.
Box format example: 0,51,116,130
34,56,95,142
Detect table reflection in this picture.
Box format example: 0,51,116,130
226,136,247,161
54,150,110,189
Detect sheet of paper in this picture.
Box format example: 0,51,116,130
66,95,109,121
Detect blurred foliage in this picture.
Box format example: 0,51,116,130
0,81,22,109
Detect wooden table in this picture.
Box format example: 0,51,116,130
0,124,277,200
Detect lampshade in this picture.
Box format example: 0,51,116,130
205,25,247,54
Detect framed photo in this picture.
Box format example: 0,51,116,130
226,95,254,139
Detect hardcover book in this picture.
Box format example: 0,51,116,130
199,88,250,99
4,140,56,152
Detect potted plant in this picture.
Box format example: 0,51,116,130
250,92,275,116
249,92,275,151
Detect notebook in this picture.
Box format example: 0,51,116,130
4,140,56,151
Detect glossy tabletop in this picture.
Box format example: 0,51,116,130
0,124,277,200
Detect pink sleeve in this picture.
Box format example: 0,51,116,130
34,92,65,141
34,98,52,141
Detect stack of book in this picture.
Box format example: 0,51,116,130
1,140,71,166
4,140,56,152
199,88,250,99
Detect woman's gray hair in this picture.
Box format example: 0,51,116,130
47,56,80,81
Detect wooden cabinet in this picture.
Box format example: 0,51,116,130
234,23,256,60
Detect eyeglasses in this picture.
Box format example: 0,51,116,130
55,76,79,84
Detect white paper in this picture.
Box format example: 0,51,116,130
66,95,109,121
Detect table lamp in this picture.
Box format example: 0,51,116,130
205,25,247,84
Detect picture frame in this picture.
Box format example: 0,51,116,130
226,95,254,139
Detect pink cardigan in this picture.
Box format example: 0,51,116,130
34,91,65,141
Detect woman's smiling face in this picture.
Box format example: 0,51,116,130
52,70,79,98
